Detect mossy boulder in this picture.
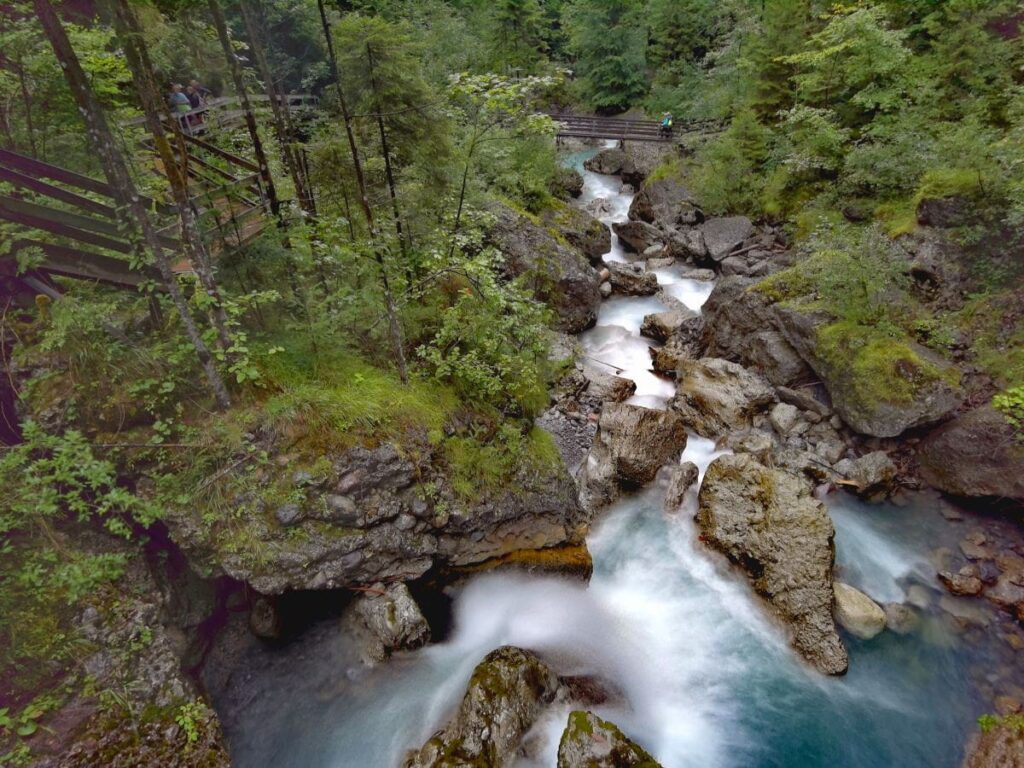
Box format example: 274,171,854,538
670,358,776,438
772,307,963,438
404,646,561,768
557,710,662,768
697,453,848,675
540,199,611,264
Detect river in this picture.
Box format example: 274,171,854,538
215,142,1018,768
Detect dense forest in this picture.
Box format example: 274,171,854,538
1,1,1023,767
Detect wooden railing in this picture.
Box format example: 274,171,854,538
549,113,726,143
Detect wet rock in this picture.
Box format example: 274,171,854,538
939,596,992,627
600,281,613,298
584,147,626,175
487,203,601,333
350,582,430,662
582,364,638,404
939,569,984,597
542,202,612,264
833,582,886,640
883,603,920,635
628,176,700,228
697,453,848,675
987,572,1024,620
248,595,281,640
606,261,658,296
556,710,662,768
650,316,706,375
580,404,688,511
613,220,663,254
700,216,754,262
557,167,585,199
404,646,560,768
960,531,993,561
664,461,700,511
640,308,697,342
917,407,1024,502
906,584,932,609
680,267,716,281
671,358,776,438
666,227,708,261
964,722,1024,768
833,451,898,496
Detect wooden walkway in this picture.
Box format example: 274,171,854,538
550,114,724,143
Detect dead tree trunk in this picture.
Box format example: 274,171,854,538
108,0,235,357
207,0,281,219
316,0,407,383
34,0,231,409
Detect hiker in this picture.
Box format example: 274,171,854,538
189,79,212,104
168,84,191,114
660,112,674,138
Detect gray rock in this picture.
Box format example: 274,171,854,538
680,268,716,281
777,386,831,417
769,403,801,435
487,203,601,333
964,722,1024,768
352,583,430,662
275,504,303,527
833,582,886,640
916,195,973,228
700,216,754,261
640,308,697,342
628,176,700,228
557,167,584,199
404,646,560,768
584,147,626,175
671,358,776,437
664,461,700,511
249,595,281,639
883,603,920,635
582,364,637,404
917,407,1024,502
536,408,598,477
557,710,662,768
697,454,848,675
599,281,613,298
666,227,708,261
836,451,897,495
613,220,663,254
541,203,612,264
649,315,707,375
607,261,659,296
580,404,688,511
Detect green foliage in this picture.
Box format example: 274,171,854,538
446,425,560,499
563,0,647,111
688,108,769,215
993,386,1024,436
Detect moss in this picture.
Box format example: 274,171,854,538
646,155,683,184
875,198,918,237
917,167,983,200
816,321,956,409
445,426,560,502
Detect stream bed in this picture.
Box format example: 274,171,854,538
212,144,1022,768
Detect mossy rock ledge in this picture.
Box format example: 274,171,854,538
163,440,589,595
557,710,663,768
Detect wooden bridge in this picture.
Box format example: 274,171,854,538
550,114,724,143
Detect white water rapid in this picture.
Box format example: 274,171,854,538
217,143,1010,768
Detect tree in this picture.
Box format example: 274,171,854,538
33,0,231,408
489,0,547,74
563,0,647,112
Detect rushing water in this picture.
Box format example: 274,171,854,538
216,142,1019,768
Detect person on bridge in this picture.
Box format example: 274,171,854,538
660,112,674,138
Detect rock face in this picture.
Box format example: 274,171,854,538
628,177,700,227
701,277,812,387
580,404,688,511
607,261,659,296
772,306,963,437
640,308,696,342
671,358,775,437
700,216,754,261
542,202,612,264
557,710,662,768
488,203,601,333
833,582,886,640
167,441,589,594
613,220,663,254
918,407,1024,501
964,723,1024,768
697,454,848,675
405,646,560,768
350,582,431,662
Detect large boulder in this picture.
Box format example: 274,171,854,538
701,276,812,387
580,404,688,511
348,582,431,663
629,177,701,228
557,711,662,768
487,203,601,333
700,216,754,262
697,454,848,675
582,363,637,403
541,201,612,264
964,723,1024,768
834,451,898,497
613,220,663,254
640,308,697,343
166,439,590,594
917,407,1024,502
772,306,963,438
833,582,886,640
620,142,677,187
607,261,658,296
650,315,706,375
404,646,560,768
584,147,627,175
671,358,775,437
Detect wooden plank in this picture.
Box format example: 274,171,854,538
6,239,156,287
0,197,132,253
0,165,117,218
183,133,260,173
0,148,114,196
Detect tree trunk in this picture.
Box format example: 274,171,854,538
33,0,231,409
207,0,281,219
15,59,38,157
107,0,235,357
316,0,407,384
238,0,316,217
